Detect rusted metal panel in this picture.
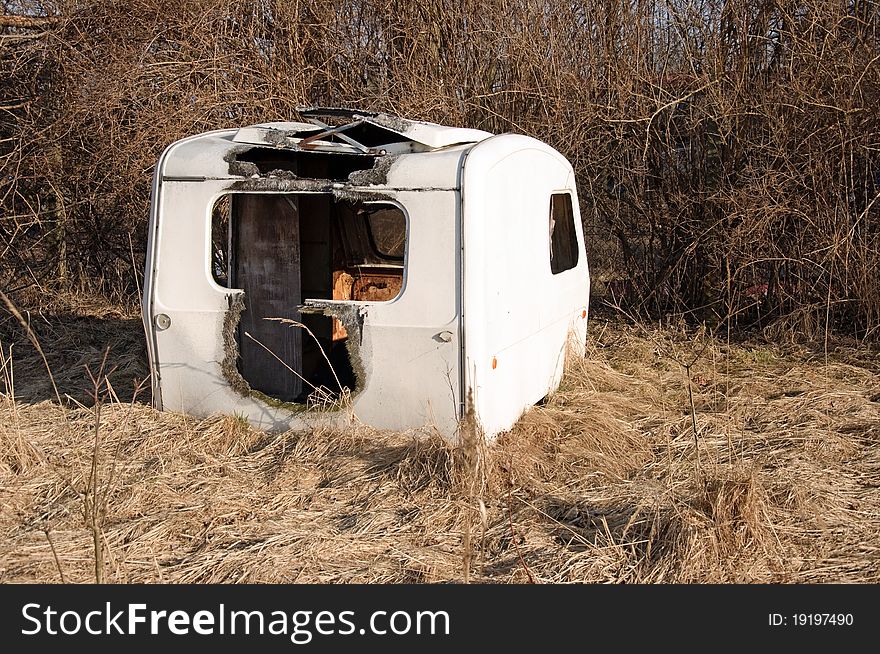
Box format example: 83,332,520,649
351,273,403,302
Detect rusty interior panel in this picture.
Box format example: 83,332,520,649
331,268,404,339
350,272,403,302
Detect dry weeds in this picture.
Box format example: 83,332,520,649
1,311,879,583
3,2,879,336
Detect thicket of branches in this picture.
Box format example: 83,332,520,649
2,0,879,338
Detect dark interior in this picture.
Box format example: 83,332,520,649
212,192,406,404
235,148,376,180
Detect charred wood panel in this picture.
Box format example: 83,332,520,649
232,194,303,401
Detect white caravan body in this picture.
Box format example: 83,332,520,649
142,109,590,440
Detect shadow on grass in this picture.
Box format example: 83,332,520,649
0,311,149,405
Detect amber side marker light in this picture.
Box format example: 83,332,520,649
581,310,587,318
492,357,497,370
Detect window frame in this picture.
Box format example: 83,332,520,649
207,191,410,304
361,205,407,262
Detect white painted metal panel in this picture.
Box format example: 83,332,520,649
359,115,492,149
346,190,463,435
461,135,590,439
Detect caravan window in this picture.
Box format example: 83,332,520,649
365,207,406,260
549,193,578,274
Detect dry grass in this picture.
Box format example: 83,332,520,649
1,309,879,583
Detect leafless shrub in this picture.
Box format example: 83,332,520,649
1,1,878,336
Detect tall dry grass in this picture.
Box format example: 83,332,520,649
2,313,878,583
1,1,879,338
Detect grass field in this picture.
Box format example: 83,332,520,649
1,299,879,583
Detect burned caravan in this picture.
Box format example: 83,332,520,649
142,108,590,440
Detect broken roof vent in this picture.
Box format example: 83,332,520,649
231,108,493,156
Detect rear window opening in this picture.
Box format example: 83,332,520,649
211,193,407,404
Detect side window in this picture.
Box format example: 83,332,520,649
211,195,231,287
363,207,406,260
549,193,579,274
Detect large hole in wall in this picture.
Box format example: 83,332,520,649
211,192,407,404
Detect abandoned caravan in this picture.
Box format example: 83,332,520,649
141,108,590,440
